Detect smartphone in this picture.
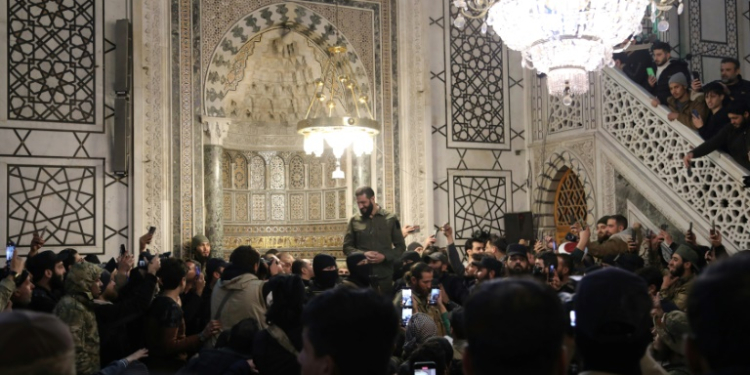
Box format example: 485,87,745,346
692,109,700,118
413,362,437,375
6,240,16,260
413,225,421,234
148,226,157,236
569,310,577,327
119,244,127,257
660,224,668,231
401,307,413,327
429,288,440,305
688,222,693,233
195,264,201,278
691,70,701,82
710,220,716,235
548,265,556,282
402,288,413,308
646,67,655,77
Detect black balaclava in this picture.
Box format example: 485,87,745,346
346,253,372,287
312,254,338,289
394,251,421,281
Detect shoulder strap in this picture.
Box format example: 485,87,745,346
213,285,235,321
267,324,299,356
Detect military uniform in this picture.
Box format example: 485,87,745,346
392,290,448,337
659,273,695,311
343,207,405,295
0,277,15,311
54,262,103,375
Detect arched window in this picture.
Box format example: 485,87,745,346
249,156,266,190
232,153,248,189
553,169,587,244
269,156,285,190
289,155,305,189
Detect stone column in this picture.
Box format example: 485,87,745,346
202,117,230,258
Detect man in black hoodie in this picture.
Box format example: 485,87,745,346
341,252,374,290
684,100,750,170
648,41,691,106
307,254,339,298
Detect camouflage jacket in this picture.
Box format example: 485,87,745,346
54,296,99,375
55,294,100,375
0,277,16,312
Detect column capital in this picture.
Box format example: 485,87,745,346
202,116,231,146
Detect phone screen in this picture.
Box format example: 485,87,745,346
646,67,655,76
148,226,157,236
429,288,440,305
195,264,201,277
120,244,127,256
6,241,15,260
569,310,577,327
414,362,437,375
401,307,412,327
402,288,412,307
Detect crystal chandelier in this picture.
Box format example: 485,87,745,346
297,45,379,179
453,0,650,102
650,0,684,32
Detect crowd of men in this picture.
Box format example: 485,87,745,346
614,40,750,171
1,186,749,375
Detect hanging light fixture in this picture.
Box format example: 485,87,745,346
649,0,684,32
297,3,379,179
452,0,650,104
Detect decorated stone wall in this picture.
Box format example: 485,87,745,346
0,0,135,264
423,2,530,256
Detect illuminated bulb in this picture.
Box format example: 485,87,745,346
657,19,669,32
454,14,466,29
562,94,573,107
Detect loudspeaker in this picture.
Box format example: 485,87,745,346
114,19,132,95
113,97,130,176
504,211,534,245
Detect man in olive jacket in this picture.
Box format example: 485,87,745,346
343,186,406,296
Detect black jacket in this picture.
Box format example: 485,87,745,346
698,107,730,142
651,59,691,105
252,325,302,375
726,75,750,105
177,348,252,375
691,121,750,171
25,285,62,313
622,49,654,91
95,273,157,365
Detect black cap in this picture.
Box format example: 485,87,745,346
506,244,528,258
575,268,651,343
26,251,64,278
472,257,503,275
423,252,448,264
206,258,229,279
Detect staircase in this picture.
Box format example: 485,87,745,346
595,67,749,252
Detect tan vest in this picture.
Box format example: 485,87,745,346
210,273,267,339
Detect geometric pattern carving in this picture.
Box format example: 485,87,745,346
232,153,248,189
548,95,584,134
601,71,750,249
447,6,506,146
290,156,305,190
325,155,337,188
221,152,232,188
252,194,266,221
554,169,588,226
270,156,285,190
7,0,96,123
223,193,233,221
8,166,96,246
448,170,513,240
235,193,248,222
688,0,739,78
249,156,266,190
290,193,304,221
309,162,322,189
338,190,347,219
325,191,337,220
309,193,322,221
271,194,285,221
